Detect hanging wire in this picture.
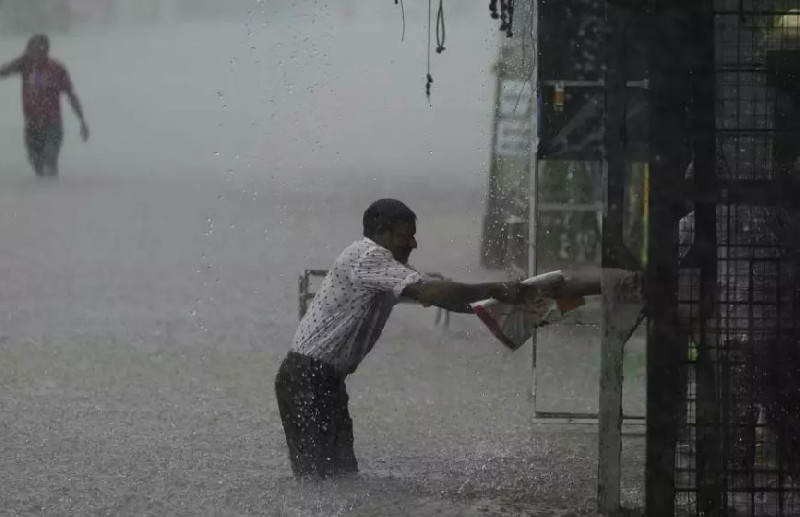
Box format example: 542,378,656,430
489,0,499,19
394,0,405,42
436,0,446,53
426,0,433,99
491,0,515,37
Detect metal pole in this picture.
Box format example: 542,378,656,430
646,2,691,514
598,3,645,513
528,0,541,404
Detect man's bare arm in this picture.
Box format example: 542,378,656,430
66,89,89,140
403,269,603,314
430,301,475,314
403,281,519,310
67,90,85,122
486,268,602,300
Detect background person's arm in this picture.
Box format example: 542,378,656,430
0,57,23,79
68,90,90,141
62,68,89,140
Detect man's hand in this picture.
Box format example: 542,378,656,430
80,121,90,142
491,278,565,305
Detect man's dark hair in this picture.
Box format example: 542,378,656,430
363,199,416,238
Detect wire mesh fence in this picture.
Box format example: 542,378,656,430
661,1,800,515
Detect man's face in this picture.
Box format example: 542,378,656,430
377,221,417,264
26,45,48,62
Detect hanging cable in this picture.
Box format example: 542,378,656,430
489,0,499,19
490,0,515,37
394,0,406,42
436,0,446,53
426,0,433,99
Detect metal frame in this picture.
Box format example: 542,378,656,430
532,1,652,513
647,2,800,515
298,269,328,320
527,3,650,514
528,92,649,425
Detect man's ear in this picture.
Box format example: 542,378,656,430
372,228,391,243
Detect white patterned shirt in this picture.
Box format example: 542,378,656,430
291,238,424,374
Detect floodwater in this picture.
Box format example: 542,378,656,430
0,4,644,515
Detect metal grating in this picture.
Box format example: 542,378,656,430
662,1,800,515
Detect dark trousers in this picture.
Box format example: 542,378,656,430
275,352,358,478
25,121,63,177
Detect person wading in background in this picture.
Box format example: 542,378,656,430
1,34,89,177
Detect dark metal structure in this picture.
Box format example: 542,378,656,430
648,1,800,515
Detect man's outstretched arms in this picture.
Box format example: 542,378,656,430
403,280,533,312
403,269,603,314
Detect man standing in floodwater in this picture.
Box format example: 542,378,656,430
0,34,89,177
275,198,601,479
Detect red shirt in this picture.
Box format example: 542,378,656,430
7,57,73,125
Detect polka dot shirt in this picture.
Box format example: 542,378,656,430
291,238,424,374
